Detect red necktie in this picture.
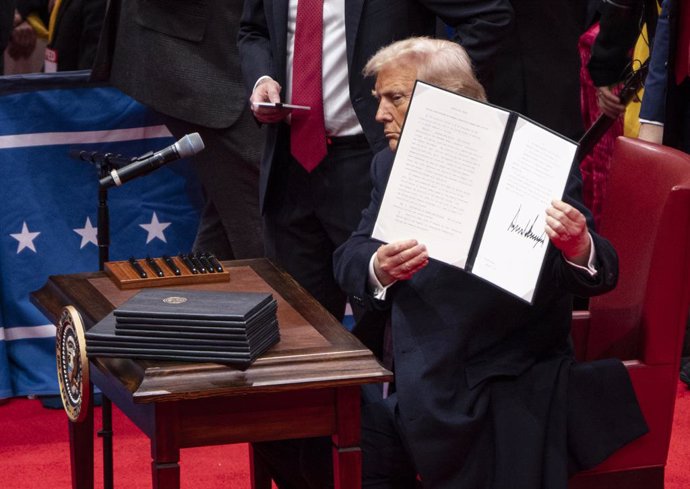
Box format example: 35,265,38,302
290,0,327,172
675,0,690,84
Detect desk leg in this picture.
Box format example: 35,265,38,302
68,398,94,489
151,405,180,489
249,444,273,489
332,386,362,489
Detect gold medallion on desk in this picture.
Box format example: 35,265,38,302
56,305,90,422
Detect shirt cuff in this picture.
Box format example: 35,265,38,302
639,119,665,127
368,253,396,301
564,233,598,278
253,75,274,93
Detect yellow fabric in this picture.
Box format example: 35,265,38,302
623,24,651,137
48,0,62,42
25,13,48,40
47,0,63,43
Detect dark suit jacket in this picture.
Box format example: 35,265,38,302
482,0,592,140
0,0,15,58
47,0,106,71
15,0,47,22
237,0,514,212
92,0,247,129
333,149,647,488
587,0,644,87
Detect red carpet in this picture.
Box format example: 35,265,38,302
1,383,689,488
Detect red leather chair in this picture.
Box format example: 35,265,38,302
569,137,690,489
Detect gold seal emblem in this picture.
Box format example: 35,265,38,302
55,306,90,423
162,296,187,304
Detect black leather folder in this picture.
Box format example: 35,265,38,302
90,315,280,350
114,301,278,333
113,289,274,321
86,313,280,367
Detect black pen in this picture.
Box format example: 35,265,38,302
179,253,198,274
162,255,181,275
146,256,165,277
128,256,148,278
189,253,207,273
196,252,215,273
205,252,224,273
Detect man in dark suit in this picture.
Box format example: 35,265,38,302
237,0,513,321
252,37,647,489
92,0,264,260
333,37,647,489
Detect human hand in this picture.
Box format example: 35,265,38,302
249,78,290,123
544,200,590,266
373,239,428,286
596,85,626,119
8,14,37,59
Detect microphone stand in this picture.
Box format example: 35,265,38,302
74,151,130,489
96,158,114,489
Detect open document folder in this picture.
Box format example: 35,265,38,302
372,81,578,303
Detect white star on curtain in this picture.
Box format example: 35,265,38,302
139,212,171,244
10,221,41,253
73,217,98,249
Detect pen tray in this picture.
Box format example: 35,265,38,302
104,257,230,290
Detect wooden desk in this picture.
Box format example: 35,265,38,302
31,258,392,489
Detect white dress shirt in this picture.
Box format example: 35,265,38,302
284,0,363,136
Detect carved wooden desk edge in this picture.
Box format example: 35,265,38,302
31,258,393,404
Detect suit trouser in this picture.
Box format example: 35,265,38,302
253,384,419,489
262,133,373,320
164,107,264,260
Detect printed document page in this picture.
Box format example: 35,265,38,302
372,82,510,267
472,118,577,301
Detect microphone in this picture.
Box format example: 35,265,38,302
98,133,205,189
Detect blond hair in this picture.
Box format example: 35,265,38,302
363,37,486,102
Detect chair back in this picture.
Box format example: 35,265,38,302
584,137,690,364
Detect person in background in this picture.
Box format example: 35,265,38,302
237,0,514,326
587,0,645,119
43,0,106,72
637,0,689,151
92,0,264,260
580,0,645,227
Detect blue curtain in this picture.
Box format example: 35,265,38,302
0,71,203,399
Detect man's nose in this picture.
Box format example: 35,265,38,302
375,100,390,123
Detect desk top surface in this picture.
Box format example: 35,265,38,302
32,258,392,403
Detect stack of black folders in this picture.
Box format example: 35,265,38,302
85,289,280,369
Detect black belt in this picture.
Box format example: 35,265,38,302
326,133,370,149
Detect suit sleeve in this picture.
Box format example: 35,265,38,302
237,0,275,99
551,163,619,298
587,0,644,87
430,0,513,82
333,152,392,311
639,0,671,124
